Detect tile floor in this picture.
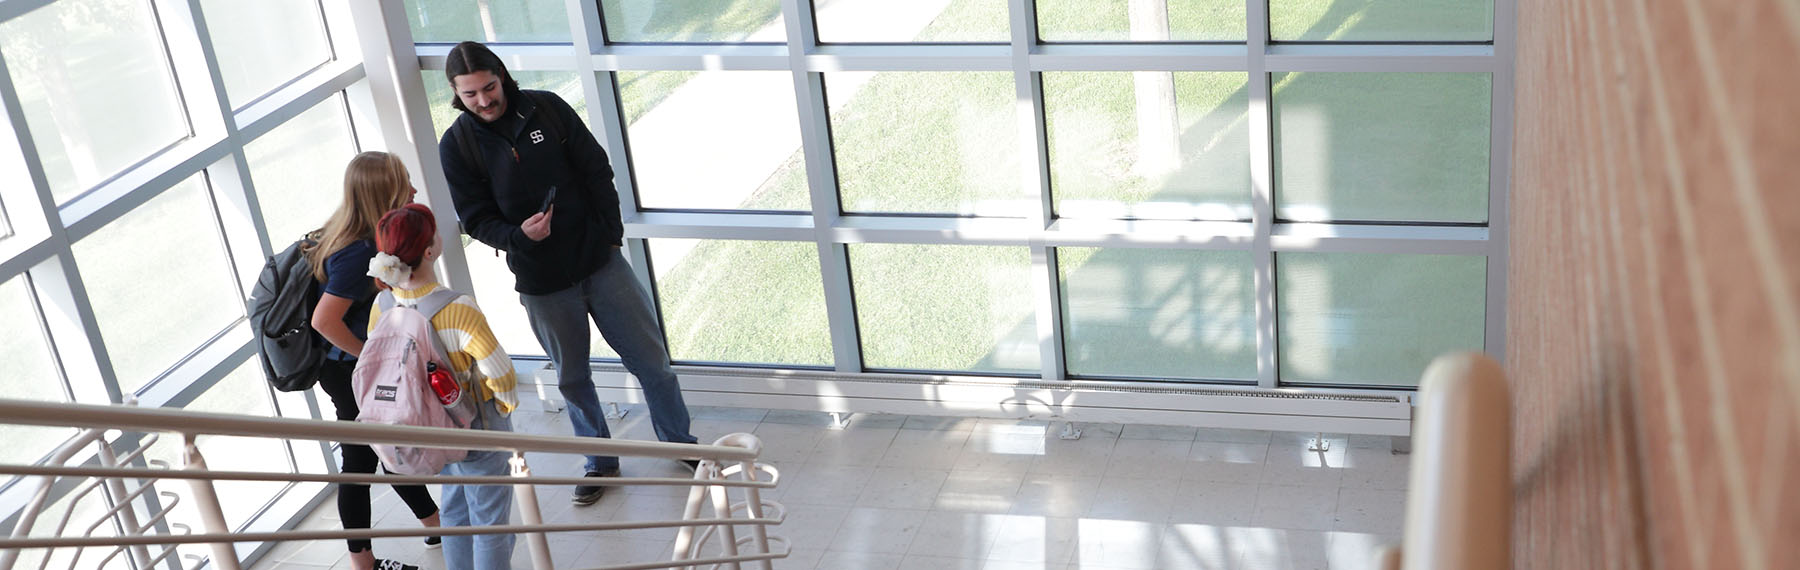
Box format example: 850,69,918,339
252,394,1409,570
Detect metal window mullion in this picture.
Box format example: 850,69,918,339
1009,0,1064,382
780,0,861,373
1485,0,1517,361
1247,0,1277,389
0,50,56,285
0,49,115,407
344,0,475,294
161,0,271,301
231,59,364,142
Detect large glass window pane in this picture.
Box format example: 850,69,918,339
1272,72,1490,223
1059,248,1254,380
422,70,586,142
827,72,1025,215
197,0,331,107
813,0,1009,43
244,97,359,244
1036,0,1244,42
623,71,808,211
1045,72,1250,221
0,276,75,469
850,244,1037,373
1270,0,1493,42
649,239,830,365
1,0,191,203
1277,252,1485,386
460,238,619,360
72,178,239,392
403,0,570,43
602,0,785,43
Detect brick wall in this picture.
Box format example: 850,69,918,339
1508,0,1799,567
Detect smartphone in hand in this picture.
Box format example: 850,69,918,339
539,185,558,213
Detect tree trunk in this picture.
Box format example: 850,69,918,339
1129,0,1179,180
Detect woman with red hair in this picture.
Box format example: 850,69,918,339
366,203,519,570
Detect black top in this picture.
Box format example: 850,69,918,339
318,238,376,361
439,88,624,295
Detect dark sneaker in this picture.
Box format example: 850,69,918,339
681,458,702,471
572,469,619,505
373,559,419,570
423,535,441,548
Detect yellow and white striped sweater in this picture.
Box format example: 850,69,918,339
367,283,519,414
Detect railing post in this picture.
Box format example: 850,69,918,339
510,453,554,570
706,468,742,570
672,463,712,568
735,459,774,570
180,435,240,570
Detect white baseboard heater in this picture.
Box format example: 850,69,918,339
536,364,1414,436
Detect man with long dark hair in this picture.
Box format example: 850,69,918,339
436,41,698,506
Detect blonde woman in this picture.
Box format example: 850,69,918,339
303,151,440,570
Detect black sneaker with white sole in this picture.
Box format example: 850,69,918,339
423,535,440,548
572,469,619,505
373,558,418,570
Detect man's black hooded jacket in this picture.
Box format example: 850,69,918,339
439,87,624,296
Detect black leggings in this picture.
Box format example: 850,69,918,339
317,359,439,553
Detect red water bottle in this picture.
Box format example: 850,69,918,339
428,361,477,426
427,362,459,404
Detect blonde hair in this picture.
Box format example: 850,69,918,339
305,151,414,282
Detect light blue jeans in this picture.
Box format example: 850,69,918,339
518,248,696,473
440,403,515,570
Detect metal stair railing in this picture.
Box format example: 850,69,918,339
0,398,788,570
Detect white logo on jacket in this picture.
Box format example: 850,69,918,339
529,129,544,144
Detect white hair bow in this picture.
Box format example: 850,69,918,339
366,252,412,286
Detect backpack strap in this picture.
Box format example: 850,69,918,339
377,287,463,360
451,117,488,183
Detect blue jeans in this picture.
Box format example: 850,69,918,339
518,248,696,472
440,403,515,570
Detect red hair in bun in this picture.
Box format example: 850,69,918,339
375,203,437,269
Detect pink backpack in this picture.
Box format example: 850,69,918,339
352,288,470,476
